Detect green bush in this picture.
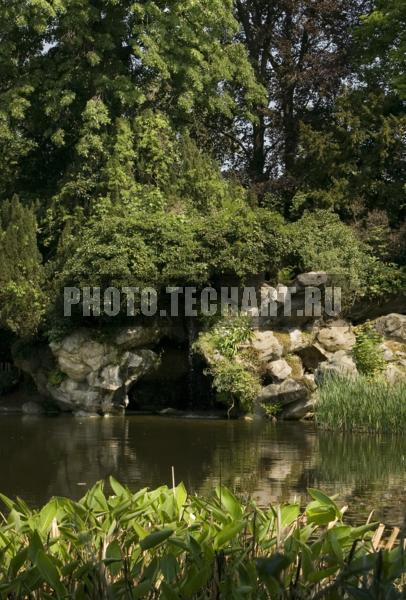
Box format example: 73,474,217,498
0,479,405,599
352,323,386,376
288,210,405,305
211,359,261,414
195,316,261,413
316,375,406,433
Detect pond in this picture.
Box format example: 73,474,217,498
0,415,405,527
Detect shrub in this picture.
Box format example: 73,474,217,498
0,197,45,336
288,210,405,305
211,359,261,414
352,323,386,376
195,316,261,414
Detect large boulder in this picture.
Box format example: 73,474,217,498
295,272,328,288
315,351,358,383
317,321,356,353
257,378,310,408
252,330,283,362
281,397,315,420
385,364,406,385
374,314,406,344
266,359,292,382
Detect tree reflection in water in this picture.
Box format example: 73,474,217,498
0,416,405,527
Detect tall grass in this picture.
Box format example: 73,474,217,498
316,376,406,433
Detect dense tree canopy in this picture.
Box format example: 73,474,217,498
0,0,403,337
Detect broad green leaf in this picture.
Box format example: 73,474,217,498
214,521,244,549
215,486,243,521
175,482,187,513
109,476,129,498
140,528,174,551
105,540,122,576
35,550,66,598
38,500,58,535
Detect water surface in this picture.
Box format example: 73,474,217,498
0,415,405,527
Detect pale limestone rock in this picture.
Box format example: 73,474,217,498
57,354,92,382
374,314,406,343
281,397,315,420
258,378,310,407
17,327,161,415
266,359,292,382
295,272,328,288
303,373,317,392
317,321,355,352
385,364,406,385
252,330,283,362
315,351,358,383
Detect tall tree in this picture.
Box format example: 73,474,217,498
229,0,367,207
358,0,406,98
0,196,45,336
0,0,262,247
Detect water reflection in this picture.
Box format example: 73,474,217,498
0,416,405,526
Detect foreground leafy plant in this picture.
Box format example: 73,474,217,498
0,479,405,599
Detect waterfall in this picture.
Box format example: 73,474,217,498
187,317,197,407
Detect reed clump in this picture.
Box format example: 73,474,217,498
316,375,406,433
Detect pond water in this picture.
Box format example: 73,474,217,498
0,415,405,527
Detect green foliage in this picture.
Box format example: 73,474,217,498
195,316,261,413
260,402,281,419
211,316,254,359
0,479,404,598
352,324,386,376
53,197,286,298
296,90,406,226
288,210,404,304
211,360,261,414
47,369,66,387
0,196,45,336
358,0,406,98
316,375,406,433
0,0,403,339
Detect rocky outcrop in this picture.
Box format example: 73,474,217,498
251,310,405,421
251,330,283,362
257,378,312,419
14,323,179,415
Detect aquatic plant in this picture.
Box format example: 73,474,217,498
0,479,405,598
316,375,406,433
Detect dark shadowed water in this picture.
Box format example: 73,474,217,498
0,415,405,527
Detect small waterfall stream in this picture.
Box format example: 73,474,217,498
187,317,197,407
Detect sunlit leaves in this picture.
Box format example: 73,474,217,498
0,480,403,598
